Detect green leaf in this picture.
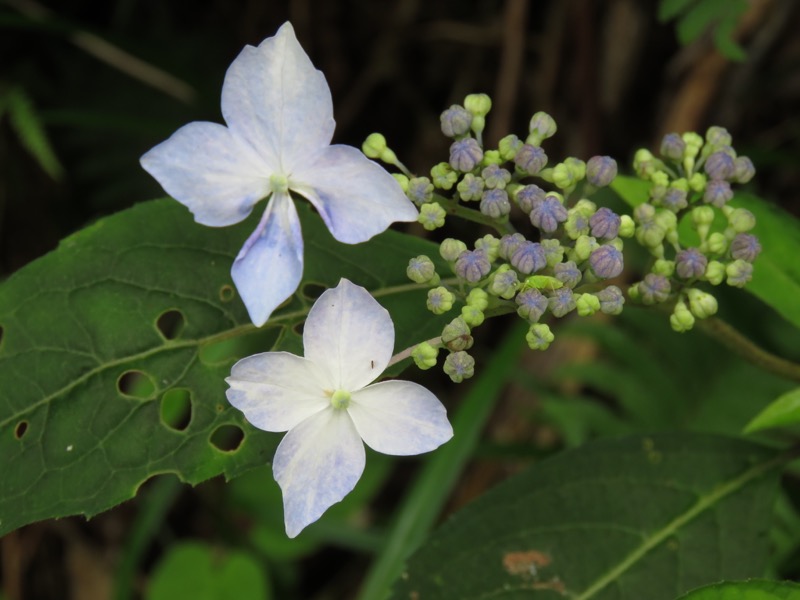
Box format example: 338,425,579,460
658,0,696,22
390,434,785,600
744,388,800,434
0,199,444,536
610,175,650,208
729,194,800,332
146,542,270,600
4,86,65,180
676,579,800,600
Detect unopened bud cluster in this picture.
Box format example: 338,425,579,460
627,127,760,332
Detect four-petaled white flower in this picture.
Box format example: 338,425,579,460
225,279,453,537
140,23,418,326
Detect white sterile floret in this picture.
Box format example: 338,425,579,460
140,23,417,326
225,279,453,537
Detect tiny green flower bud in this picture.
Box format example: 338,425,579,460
575,293,602,317
726,259,753,287
481,150,503,165
574,235,599,262
692,205,715,227
526,323,555,351
406,176,434,205
654,209,678,234
670,300,695,332
457,173,484,201
514,144,548,176
728,208,756,233
618,214,636,237
442,316,473,352
411,342,439,370
488,267,519,299
431,162,458,190
464,93,492,117
660,133,686,160
527,111,557,145
597,285,625,315
481,164,512,189
467,288,490,311
443,350,475,383
552,162,577,190
440,104,472,137
707,232,728,255
636,221,666,249
634,149,658,179
461,304,485,327
682,132,703,155
418,202,446,230
688,172,707,192
586,155,618,187
651,170,670,188
686,288,718,319
440,238,468,262
634,203,656,222
475,234,501,262
705,125,732,149
732,156,755,184
392,173,409,191
564,210,591,240
406,255,438,284
498,134,523,160
362,133,387,159
541,238,565,267
449,138,484,172
704,260,726,285
427,286,455,314
652,259,675,277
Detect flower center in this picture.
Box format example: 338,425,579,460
329,389,351,410
270,173,290,194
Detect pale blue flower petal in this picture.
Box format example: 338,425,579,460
302,279,394,391
221,22,334,173
140,121,271,226
231,191,303,327
225,352,328,432
273,408,365,538
291,145,418,244
348,380,453,455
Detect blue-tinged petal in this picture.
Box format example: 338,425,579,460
140,122,272,226
303,279,394,391
348,380,453,455
221,22,334,173
292,145,418,244
226,352,328,432
232,191,303,327
273,408,365,538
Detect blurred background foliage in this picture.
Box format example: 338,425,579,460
2,0,800,598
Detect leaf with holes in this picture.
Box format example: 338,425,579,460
390,434,786,600
0,198,446,536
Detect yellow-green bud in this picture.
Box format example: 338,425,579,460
481,149,503,166
443,351,475,383
670,300,695,332
651,170,669,187
728,208,756,233
362,133,387,159
706,232,728,254
552,162,576,191
618,214,636,238
461,304,485,327
526,323,555,351
440,238,468,262
392,173,409,191
692,206,715,227
575,293,601,317
442,317,473,352
527,111,557,145
406,255,439,284
573,235,598,262
653,259,675,277
418,202,446,230
426,287,455,315
411,342,439,370
475,234,501,263
688,172,707,192
498,134,523,160
430,162,458,190
466,287,490,311
464,93,492,116
686,288,718,319
704,260,726,285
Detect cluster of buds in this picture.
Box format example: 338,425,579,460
628,127,760,332
368,94,630,383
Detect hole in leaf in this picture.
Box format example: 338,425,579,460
210,424,244,452
0,324,4,349
160,389,192,431
219,284,235,302
117,370,157,399
15,421,28,439
155,309,185,340
301,283,326,301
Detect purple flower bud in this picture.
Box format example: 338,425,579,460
498,233,526,260
516,288,549,322
455,249,492,282
704,151,735,180
638,273,671,304
440,104,472,137
675,248,708,279
661,187,688,212
514,144,548,175
481,164,512,189
510,241,547,274
589,245,624,279
548,287,576,318
515,184,546,213
443,350,475,383
554,260,582,288
730,233,762,262
406,177,434,205
589,207,621,239
586,156,618,187
596,285,625,314
480,189,511,218
703,180,733,208
530,195,568,233
449,138,483,172
733,156,755,184
660,133,685,160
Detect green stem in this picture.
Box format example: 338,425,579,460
357,323,528,600
696,317,800,383
433,193,517,235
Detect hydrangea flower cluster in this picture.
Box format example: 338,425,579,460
366,96,629,382
626,127,760,332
